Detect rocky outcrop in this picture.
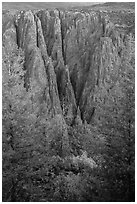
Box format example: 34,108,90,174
37,10,78,125
2,5,135,202
2,7,134,126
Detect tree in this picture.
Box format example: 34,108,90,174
93,34,135,201
2,45,27,201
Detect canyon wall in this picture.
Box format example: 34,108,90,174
3,8,134,123
2,5,135,201
2,7,135,155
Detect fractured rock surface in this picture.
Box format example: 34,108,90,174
2,7,134,142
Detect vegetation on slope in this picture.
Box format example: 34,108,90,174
2,4,135,202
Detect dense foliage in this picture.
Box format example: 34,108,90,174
2,19,134,202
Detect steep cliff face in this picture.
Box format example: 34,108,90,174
2,4,135,202
2,7,134,125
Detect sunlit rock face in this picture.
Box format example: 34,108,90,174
2,7,134,125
